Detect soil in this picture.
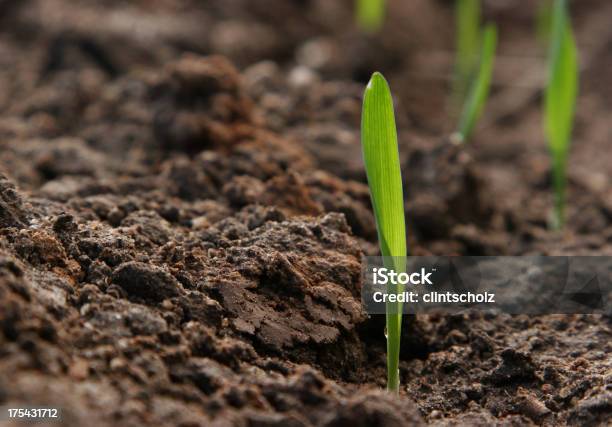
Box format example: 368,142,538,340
0,0,610,426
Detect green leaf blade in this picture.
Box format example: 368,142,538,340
356,0,386,33
361,72,406,394
454,0,482,103
457,23,497,142
545,0,578,228
361,72,406,261
536,0,554,45
545,0,577,156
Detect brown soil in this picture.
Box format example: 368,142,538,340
0,1,610,426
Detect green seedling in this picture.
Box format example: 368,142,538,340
356,0,386,33
361,72,406,393
536,0,554,45
456,24,497,142
545,0,578,229
454,0,482,104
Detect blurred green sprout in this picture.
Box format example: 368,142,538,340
356,0,386,33
453,0,498,143
536,0,554,45
454,0,482,102
456,24,497,142
544,0,578,229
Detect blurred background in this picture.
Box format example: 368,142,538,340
1,0,611,244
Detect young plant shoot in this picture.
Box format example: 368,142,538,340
361,72,406,393
454,0,482,104
453,0,498,142
545,0,578,229
536,0,554,45
356,0,386,33
456,24,497,142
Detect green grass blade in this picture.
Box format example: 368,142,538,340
545,0,578,228
361,72,406,265
454,0,482,103
361,72,406,393
456,24,497,142
356,0,386,33
536,0,554,45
